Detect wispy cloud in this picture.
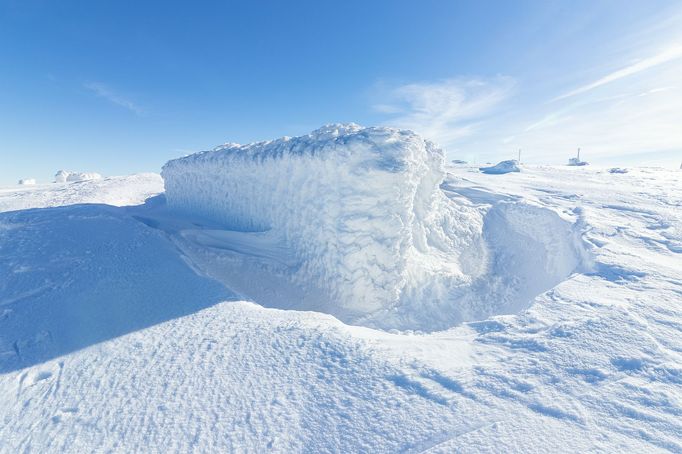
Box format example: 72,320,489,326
370,9,682,167
481,58,682,166
373,77,515,147
84,82,144,115
553,44,682,101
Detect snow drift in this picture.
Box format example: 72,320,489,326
480,160,521,175
162,124,487,321
54,170,102,183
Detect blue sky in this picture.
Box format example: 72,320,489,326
1,0,681,184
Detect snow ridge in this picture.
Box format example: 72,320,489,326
162,124,486,321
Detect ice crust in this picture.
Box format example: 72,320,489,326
162,124,486,318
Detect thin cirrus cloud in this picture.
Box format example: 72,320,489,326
83,82,144,115
552,44,682,102
514,41,682,164
373,77,515,148
373,40,682,166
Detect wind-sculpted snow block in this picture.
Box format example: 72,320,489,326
162,124,487,322
54,170,102,183
480,160,521,175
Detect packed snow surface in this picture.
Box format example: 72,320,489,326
0,173,162,212
1,164,682,452
479,159,521,174
1,165,681,452
163,126,585,329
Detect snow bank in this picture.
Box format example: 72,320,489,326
162,124,486,320
55,170,102,183
479,160,520,174
18,178,36,185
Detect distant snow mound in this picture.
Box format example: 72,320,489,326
18,178,36,185
55,170,102,183
480,160,520,175
162,124,487,322
608,167,628,174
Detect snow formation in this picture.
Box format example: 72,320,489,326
54,170,102,183
480,160,521,174
163,124,488,323
18,178,36,185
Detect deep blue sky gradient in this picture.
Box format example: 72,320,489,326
1,0,681,183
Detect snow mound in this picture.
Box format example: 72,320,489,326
18,178,36,185
54,170,102,183
163,124,488,322
608,167,628,174
479,160,521,174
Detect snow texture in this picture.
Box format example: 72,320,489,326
1,166,681,452
479,159,521,174
0,173,163,213
162,124,489,326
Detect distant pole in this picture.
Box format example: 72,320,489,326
518,148,521,163
577,147,581,161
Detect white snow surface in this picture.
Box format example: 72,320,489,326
1,165,681,452
162,125,585,329
0,173,163,212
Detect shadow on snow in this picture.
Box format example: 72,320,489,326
0,199,235,374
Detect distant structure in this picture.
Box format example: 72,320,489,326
518,148,522,164
18,178,36,185
451,159,468,165
567,147,589,166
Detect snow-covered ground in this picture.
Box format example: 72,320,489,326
0,173,162,212
1,161,681,451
